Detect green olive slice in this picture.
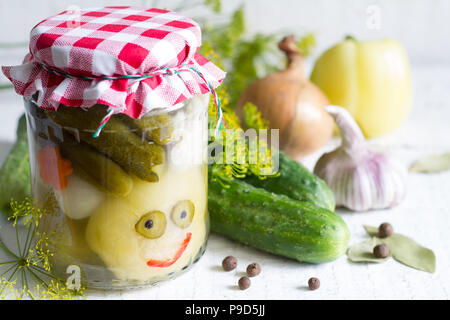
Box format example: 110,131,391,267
171,200,195,229
135,211,166,239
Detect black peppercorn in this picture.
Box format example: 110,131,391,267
373,244,390,258
246,263,261,277
238,276,251,290
308,277,320,290
222,256,237,271
378,223,393,238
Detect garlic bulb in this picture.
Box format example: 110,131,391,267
314,106,407,211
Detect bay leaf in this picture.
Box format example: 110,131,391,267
363,225,436,273
364,225,379,237
347,238,390,263
410,152,450,173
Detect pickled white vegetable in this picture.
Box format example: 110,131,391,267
85,165,207,281
61,173,105,220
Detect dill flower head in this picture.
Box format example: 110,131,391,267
0,198,84,300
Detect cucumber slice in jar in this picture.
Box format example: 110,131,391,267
171,200,195,229
135,211,167,239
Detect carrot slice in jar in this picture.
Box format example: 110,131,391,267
37,145,73,190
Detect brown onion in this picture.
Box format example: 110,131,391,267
236,35,333,159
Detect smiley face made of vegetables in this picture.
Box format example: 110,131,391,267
85,165,207,282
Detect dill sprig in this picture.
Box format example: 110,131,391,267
241,102,269,131
200,6,320,185
0,198,85,300
198,1,314,184
202,43,279,182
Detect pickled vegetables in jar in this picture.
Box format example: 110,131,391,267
2,6,225,289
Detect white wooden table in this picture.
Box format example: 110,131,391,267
0,64,449,300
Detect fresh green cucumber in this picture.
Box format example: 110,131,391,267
0,114,31,217
209,171,349,263
243,152,335,211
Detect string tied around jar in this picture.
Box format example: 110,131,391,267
37,61,227,138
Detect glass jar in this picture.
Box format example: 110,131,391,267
24,94,209,289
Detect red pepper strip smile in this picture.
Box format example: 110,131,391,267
146,232,192,268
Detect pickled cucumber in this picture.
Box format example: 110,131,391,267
59,134,133,197
46,105,164,182
119,113,174,145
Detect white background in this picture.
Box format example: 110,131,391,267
0,0,449,300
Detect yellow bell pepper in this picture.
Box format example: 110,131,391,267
310,37,412,138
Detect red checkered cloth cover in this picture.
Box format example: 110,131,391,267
2,6,225,119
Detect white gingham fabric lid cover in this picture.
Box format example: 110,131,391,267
1,6,225,118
